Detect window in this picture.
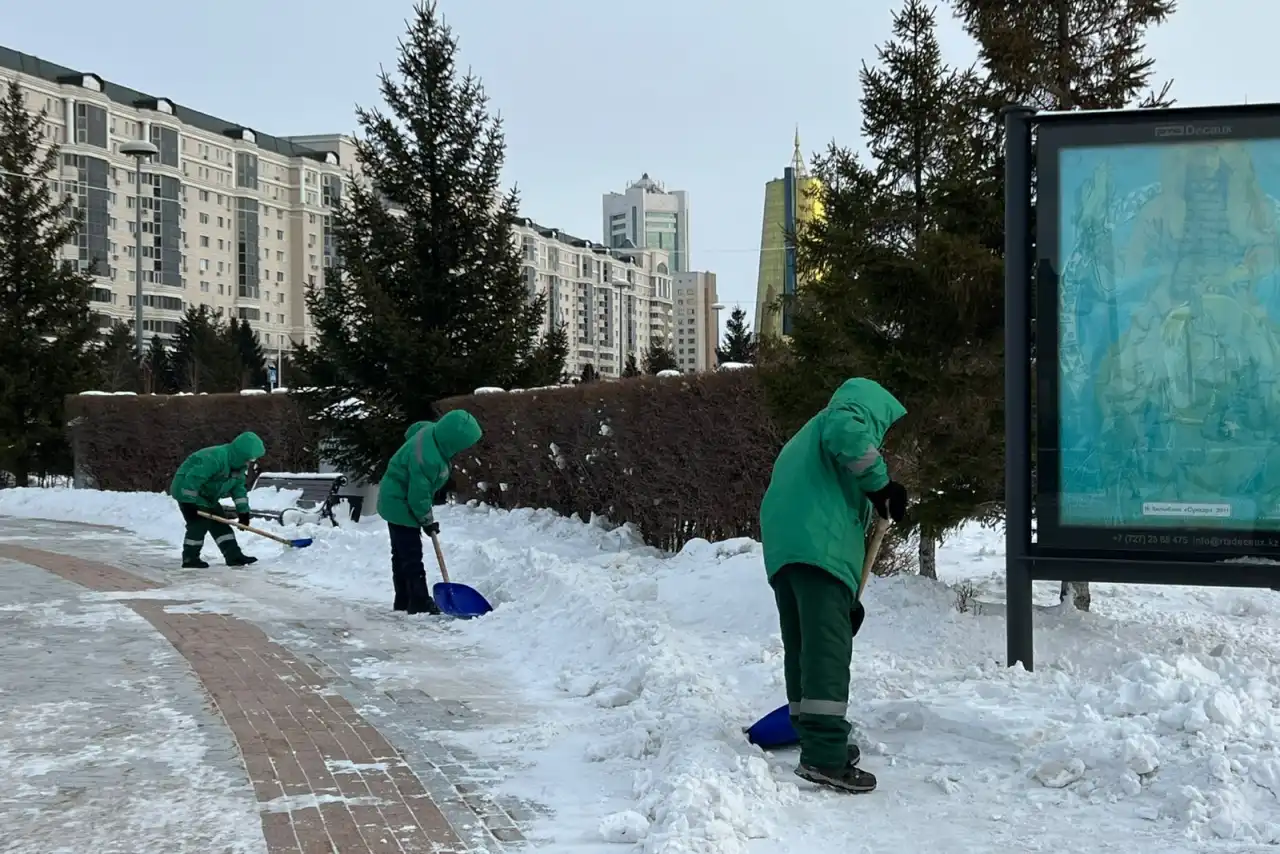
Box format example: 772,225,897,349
235,152,259,190
199,190,209,202
237,307,260,321
199,235,209,247
74,103,107,148
128,294,183,311
276,230,284,240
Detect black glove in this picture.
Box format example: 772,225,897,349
238,512,251,526
851,601,866,637
867,480,908,522
422,521,440,537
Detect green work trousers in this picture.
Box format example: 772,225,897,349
772,562,854,769
182,512,244,562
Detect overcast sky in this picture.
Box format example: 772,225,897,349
4,0,1266,332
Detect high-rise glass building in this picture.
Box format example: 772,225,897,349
602,174,690,273
754,131,822,339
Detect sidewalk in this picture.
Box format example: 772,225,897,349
0,518,537,854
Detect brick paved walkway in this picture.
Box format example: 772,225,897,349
0,542,510,854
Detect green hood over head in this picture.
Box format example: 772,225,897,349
433,410,482,460
827,378,906,448
227,431,265,468
404,420,432,440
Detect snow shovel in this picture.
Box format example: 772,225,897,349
198,511,313,549
745,517,892,750
429,532,493,619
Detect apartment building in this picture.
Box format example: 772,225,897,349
672,271,719,373
0,47,348,352
516,218,673,379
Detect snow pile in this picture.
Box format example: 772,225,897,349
0,486,316,548
5,488,1280,850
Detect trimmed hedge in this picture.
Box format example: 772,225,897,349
65,392,316,492
436,371,787,551
64,374,915,564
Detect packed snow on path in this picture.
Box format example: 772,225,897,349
5,486,1280,852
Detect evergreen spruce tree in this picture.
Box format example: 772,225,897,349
229,317,270,389
0,80,98,484
295,1,545,477
170,306,240,393
953,0,1176,609
643,342,678,375
766,0,1005,579
951,0,1175,110
622,353,641,378
144,334,174,394
716,307,757,364
579,363,599,383
278,350,315,391
518,323,569,387
98,323,140,392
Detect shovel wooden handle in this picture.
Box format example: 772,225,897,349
428,532,451,583
197,511,295,546
854,516,892,603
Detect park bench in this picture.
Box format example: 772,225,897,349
222,471,348,528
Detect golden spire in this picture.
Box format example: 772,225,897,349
791,125,805,176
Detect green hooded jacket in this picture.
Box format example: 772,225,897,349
169,431,266,513
376,411,482,528
759,378,906,594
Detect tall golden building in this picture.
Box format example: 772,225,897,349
753,130,823,339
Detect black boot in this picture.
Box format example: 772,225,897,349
392,574,408,612
795,761,876,794
226,554,258,567
182,557,210,569
405,576,440,615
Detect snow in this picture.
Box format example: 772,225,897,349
656,369,681,378
239,389,267,395
4,487,1280,852
475,386,506,394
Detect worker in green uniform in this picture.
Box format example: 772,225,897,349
377,410,483,614
169,431,266,568
758,378,908,794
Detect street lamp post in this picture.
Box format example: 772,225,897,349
120,139,159,358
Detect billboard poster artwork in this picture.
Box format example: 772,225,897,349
1055,138,1280,542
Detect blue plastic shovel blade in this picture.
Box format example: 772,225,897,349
432,582,493,619
290,538,313,548
745,704,799,749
